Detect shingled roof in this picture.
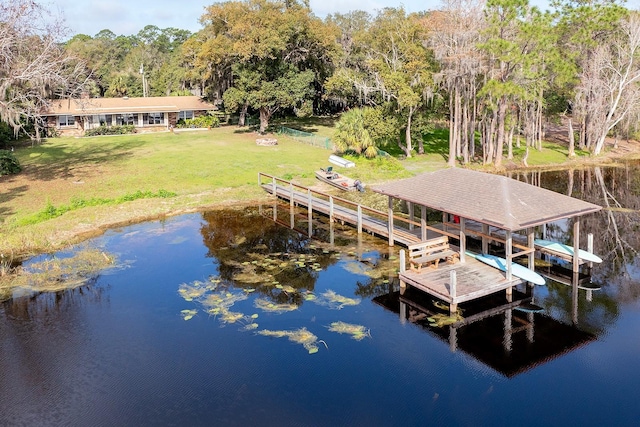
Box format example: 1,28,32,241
371,168,601,231
45,96,216,115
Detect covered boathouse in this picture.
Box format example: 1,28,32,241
370,168,602,313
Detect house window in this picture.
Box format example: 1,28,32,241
115,113,136,126
178,110,194,120
97,114,112,126
58,115,75,127
143,112,163,125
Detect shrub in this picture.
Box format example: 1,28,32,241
84,125,136,136
0,150,21,176
176,113,220,129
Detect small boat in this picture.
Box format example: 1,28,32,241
534,239,603,263
465,251,546,286
315,168,364,192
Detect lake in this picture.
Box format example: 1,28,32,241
1,162,639,426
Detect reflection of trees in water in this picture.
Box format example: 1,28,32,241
0,281,105,389
540,282,619,335
199,207,340,300
511,162,640,326
513,162,640,280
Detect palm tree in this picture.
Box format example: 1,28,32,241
333,108,378,158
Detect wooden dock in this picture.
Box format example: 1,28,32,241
399,255,523,312
259,172,439,247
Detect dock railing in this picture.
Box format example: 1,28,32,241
258,172,443,245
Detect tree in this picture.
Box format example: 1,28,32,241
352,8,436,157
427,0,485,165
582,13,640,155
195,0,339,133
333,106,399,157
552,0,628,152
0,0,85,139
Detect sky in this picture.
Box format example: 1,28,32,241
49,0,513,38
52,0,639,38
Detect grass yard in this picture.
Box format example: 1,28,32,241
0,125,412,257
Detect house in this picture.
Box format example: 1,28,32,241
43,96,218,136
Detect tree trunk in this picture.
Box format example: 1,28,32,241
568,118,575,158
239,103,248,127
494,99,508,168
448,94,456,166
406,106,415,155
259,107,270,134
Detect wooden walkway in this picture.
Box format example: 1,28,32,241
259,172,432,247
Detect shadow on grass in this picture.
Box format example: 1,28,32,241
0,183,28,219
15,137,148,183
422,129,451,160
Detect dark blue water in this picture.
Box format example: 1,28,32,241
1,163,640,426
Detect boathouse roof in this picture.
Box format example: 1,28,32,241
371,168,602,231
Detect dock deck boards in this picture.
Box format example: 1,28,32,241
400,258,523,305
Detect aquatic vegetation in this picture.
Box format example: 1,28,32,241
178,281,210,301
426,313,463,327
254,298,299,314
257,327,326,354
314,290,361,309
328,322,370,340
220,310,245,324
0,248,116,301
243,323,259,331
181,309,197,321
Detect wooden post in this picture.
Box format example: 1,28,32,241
421,206,427,241
388,196,394,246
272,176,277,197
289,182,294,207
573,220,580,273
449,270,457,315
258,172,262,186
273,201,277,221
482,224,489,254
459,218,466,263
527,228,535,271
357,205,363,234
442,212,448,232
572,270,579,325
307,189,313,237
399,250,406,289
505,230,513,281
329,221,335,246
408,202,414,231
329,196,334,223
588,233,594,269
290,205,294,229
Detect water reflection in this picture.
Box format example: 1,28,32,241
374,287,596,378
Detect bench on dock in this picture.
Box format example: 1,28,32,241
408,236,459,271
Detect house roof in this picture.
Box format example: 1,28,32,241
45,96,217,116
371,168,602,231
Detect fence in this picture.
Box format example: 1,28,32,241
278,126,333,150
278,126,391,157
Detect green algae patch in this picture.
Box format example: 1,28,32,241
257,327,327,354
327,321,371,340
